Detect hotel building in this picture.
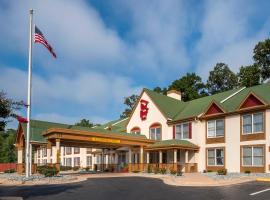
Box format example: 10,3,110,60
15,83,270,173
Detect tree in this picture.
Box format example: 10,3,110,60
168,73,207,101
153,87,167,95
75,119,94,128
238,64,261,87
0,129,17,163
0,91,23,131
207,63,238,94
120,94,139,119
253,39,270,81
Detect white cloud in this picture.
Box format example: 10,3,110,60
0,66,142,119
195,0,270,79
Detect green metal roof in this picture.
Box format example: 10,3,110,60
147,139,199,149
21,120,70,143
144,88,187,119
97,118,128,132
143,83,270,122
20,119,144,143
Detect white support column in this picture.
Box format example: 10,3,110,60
115,153,118,164
140,146,144,171
174,149,177,164
146,152,150,164
18,149,23,164
128,148,132,164
185,150,189,163
128,148,132,172
159,151,162,164
55,139,61,172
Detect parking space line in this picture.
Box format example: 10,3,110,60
250,188,270,196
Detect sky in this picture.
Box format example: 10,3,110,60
0,0,270,128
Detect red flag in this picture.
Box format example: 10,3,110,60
16,115,28,123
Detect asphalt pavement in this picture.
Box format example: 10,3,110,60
0,176,270,200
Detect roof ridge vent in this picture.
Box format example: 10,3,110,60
220,87,246,104
112,118,128,126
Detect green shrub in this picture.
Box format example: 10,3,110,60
4,169,16,173
244,170,251,174
60,166,72,171
153,166,160,174
170,168,177,175
147,165,152,173
160,168,166,174
132,170,140,173
85,167,90,171
73,166,80,171
203,170,207,173
217,169,227,175
177,168,183,176
37,165,58,177
207,170,213,172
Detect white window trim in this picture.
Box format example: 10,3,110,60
150,126,161,140
242,146,264,167
175,122,190,140
207,148,224,166
207,119,225,138
242,112,264,135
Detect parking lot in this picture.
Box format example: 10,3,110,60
0,176,270,200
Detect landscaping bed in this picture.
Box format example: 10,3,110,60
202,172,270,180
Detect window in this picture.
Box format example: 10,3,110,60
150,125,161,140
96,155,101,164
242,112,264,134
66,158,72,166
42,148,47,157
207,148,224,166
175,123,190,139
207,119,224,138
131,127,141,135
242,146,264,166
66,147,72,155
74,157,80,167
87,156,92,166
74,147,80,154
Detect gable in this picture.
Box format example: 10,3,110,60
239,93,265,110
204,102,224,116
126,91,168,133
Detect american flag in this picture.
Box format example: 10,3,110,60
34,26,56,58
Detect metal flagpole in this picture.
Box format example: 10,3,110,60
25,9,33,178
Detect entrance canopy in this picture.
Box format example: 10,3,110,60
43,127,155,148
144,139,199,151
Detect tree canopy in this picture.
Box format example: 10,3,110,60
168,73,207,101
0,91,23,131
75,119,99,128
238,64,261,87
120,94,139,119
153,87,167,95
0,129,17,163
207,63,238,95
253,39,270,81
